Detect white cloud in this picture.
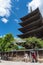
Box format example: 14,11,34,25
15,0,19,2
1,18,8,23
27,0,43,16
0,0,11,23
16,7,19,10
14,19,19,23
0,0,11,17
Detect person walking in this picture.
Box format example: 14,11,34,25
24,53,28,62
31,51,38,62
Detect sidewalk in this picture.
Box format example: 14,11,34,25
0,60,43,65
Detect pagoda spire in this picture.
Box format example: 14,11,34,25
30,6,32,12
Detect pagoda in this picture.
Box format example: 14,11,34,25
17,8,43,38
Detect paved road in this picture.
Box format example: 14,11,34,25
0,61,43,65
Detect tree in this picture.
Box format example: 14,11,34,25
0,33,14,52
0,37,3,51
19,37,43,49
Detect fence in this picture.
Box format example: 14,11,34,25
0,49,43,62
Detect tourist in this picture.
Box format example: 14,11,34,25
24,53,28,62
31,51,38,62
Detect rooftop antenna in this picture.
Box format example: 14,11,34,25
30,6,32,12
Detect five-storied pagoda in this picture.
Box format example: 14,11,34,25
17,8,43,38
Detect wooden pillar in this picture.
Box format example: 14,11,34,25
16,51,17,60
11,52,13,57
37,50,39,59
30,51,32,62
8,52,9,57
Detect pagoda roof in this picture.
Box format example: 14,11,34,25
17,26,43,38
19,12,41,27
19,18,42,33
17,8,43,38
20,8,40,21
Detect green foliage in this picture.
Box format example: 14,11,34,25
25,37,43,49
0,33,26,52
18,37,43,49
13,44,19,50
0,33,15,52
3,33,14,42
0,34,43,51
0,38,3,51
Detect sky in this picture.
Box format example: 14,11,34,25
0,0,43,38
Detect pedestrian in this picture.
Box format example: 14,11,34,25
31,51,38,62
24,53,28,62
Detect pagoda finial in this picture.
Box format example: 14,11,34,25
30,6,32,12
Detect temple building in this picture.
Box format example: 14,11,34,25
17,8,43,38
